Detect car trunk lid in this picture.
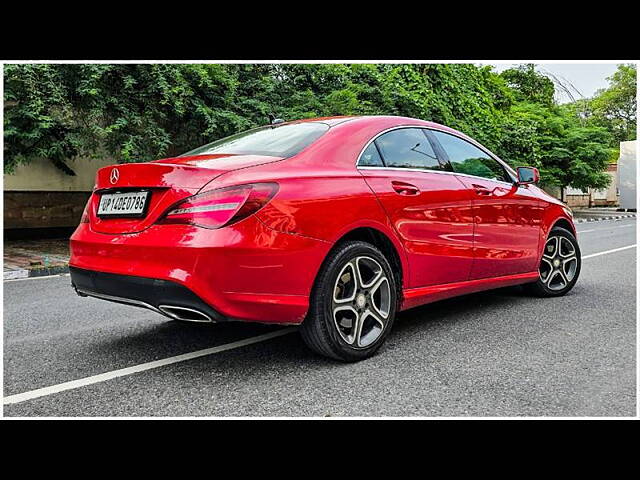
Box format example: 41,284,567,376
90,153,283,234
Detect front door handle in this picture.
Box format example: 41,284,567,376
472,184,492,196
392,181,420,195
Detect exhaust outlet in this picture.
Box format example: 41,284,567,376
158,305,214,323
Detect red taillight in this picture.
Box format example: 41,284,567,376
158,183,278,229
80,197,91,224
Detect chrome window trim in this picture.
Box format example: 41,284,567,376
357,166,519,188
355,125,518,186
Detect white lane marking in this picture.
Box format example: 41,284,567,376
582,244,636,260
2,244,636,406
2,327,295,406
4,273,70,283
577,223,635,234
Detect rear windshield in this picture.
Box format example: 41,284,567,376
182,122,330,158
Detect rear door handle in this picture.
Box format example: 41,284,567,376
392,181,420,195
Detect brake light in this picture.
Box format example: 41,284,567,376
158,183,278,229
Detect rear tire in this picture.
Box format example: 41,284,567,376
300,241,398,362
524,226,581,297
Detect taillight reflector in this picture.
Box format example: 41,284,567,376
158,183,278,229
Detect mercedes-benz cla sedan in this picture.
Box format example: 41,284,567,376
70,116,581,361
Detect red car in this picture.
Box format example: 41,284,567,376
70,116,581,361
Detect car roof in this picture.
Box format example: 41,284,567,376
283,115,456,133
277,116,361,127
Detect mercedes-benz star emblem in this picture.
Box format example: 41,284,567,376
110,168,119,184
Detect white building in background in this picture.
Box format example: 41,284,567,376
562,162,619,208
558,141,637,209
617,140,637,211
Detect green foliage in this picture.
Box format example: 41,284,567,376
584,64,637,144
500,64,555,107
4,62,630,193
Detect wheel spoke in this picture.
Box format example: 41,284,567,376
333,305,359,345
367,308,385,328
355,256,382,289
543,236,559,259
545,269,559,286
562,256,577,282
370,276,390,319
350,259,361,290
557,268,569,287
356,309,384,348
333,261,357,304
559,237,576,258
541,257,554,269
539,257,552,281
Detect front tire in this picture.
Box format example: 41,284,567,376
300,241,398,362
525,226,581,297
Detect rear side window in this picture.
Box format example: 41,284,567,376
432,130,510,183
182,123,330,158
359,143,385,167
374,128,443,171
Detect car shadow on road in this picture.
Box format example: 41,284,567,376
394,286,529,330
88,317,285,357
6,282,608,417
85,285,543,376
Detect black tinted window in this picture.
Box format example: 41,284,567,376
182,123,329,158
432,131,510,182
375,128,442,170
359,143,384,167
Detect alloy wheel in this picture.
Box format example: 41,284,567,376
540,235,579,291
332,256,391,348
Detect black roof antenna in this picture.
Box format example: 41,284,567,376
268,113,285,126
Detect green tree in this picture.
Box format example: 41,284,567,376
500,64,555,107
4,64,243,174
4,63,628,196
588,64,637,144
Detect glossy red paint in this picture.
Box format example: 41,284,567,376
70,115,576,324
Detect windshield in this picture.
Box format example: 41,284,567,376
182,122,330,158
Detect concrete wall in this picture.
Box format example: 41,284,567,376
4,191,92,229
4,156,113,229
591,163,619,206
4,156,113,192
558,162,619,208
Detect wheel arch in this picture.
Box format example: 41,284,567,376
551,216,576,236
332,226,407,303
537,212,578,263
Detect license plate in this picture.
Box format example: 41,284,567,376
97,191,150,217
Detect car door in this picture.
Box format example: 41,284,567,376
430,129,542,279
357,127,475,288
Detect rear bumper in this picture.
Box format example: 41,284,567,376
69,216,331,324
70,266,226,322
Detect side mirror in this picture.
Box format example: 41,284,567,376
516,166,540,185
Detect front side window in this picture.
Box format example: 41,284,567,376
432,130,511,183
374,128,443,171
182,123,330,158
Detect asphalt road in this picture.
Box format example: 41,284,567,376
3,218,636,417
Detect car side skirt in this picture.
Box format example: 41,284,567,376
401,271,540,311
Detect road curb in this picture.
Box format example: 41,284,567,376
575,214,636,224
4,264,69,281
